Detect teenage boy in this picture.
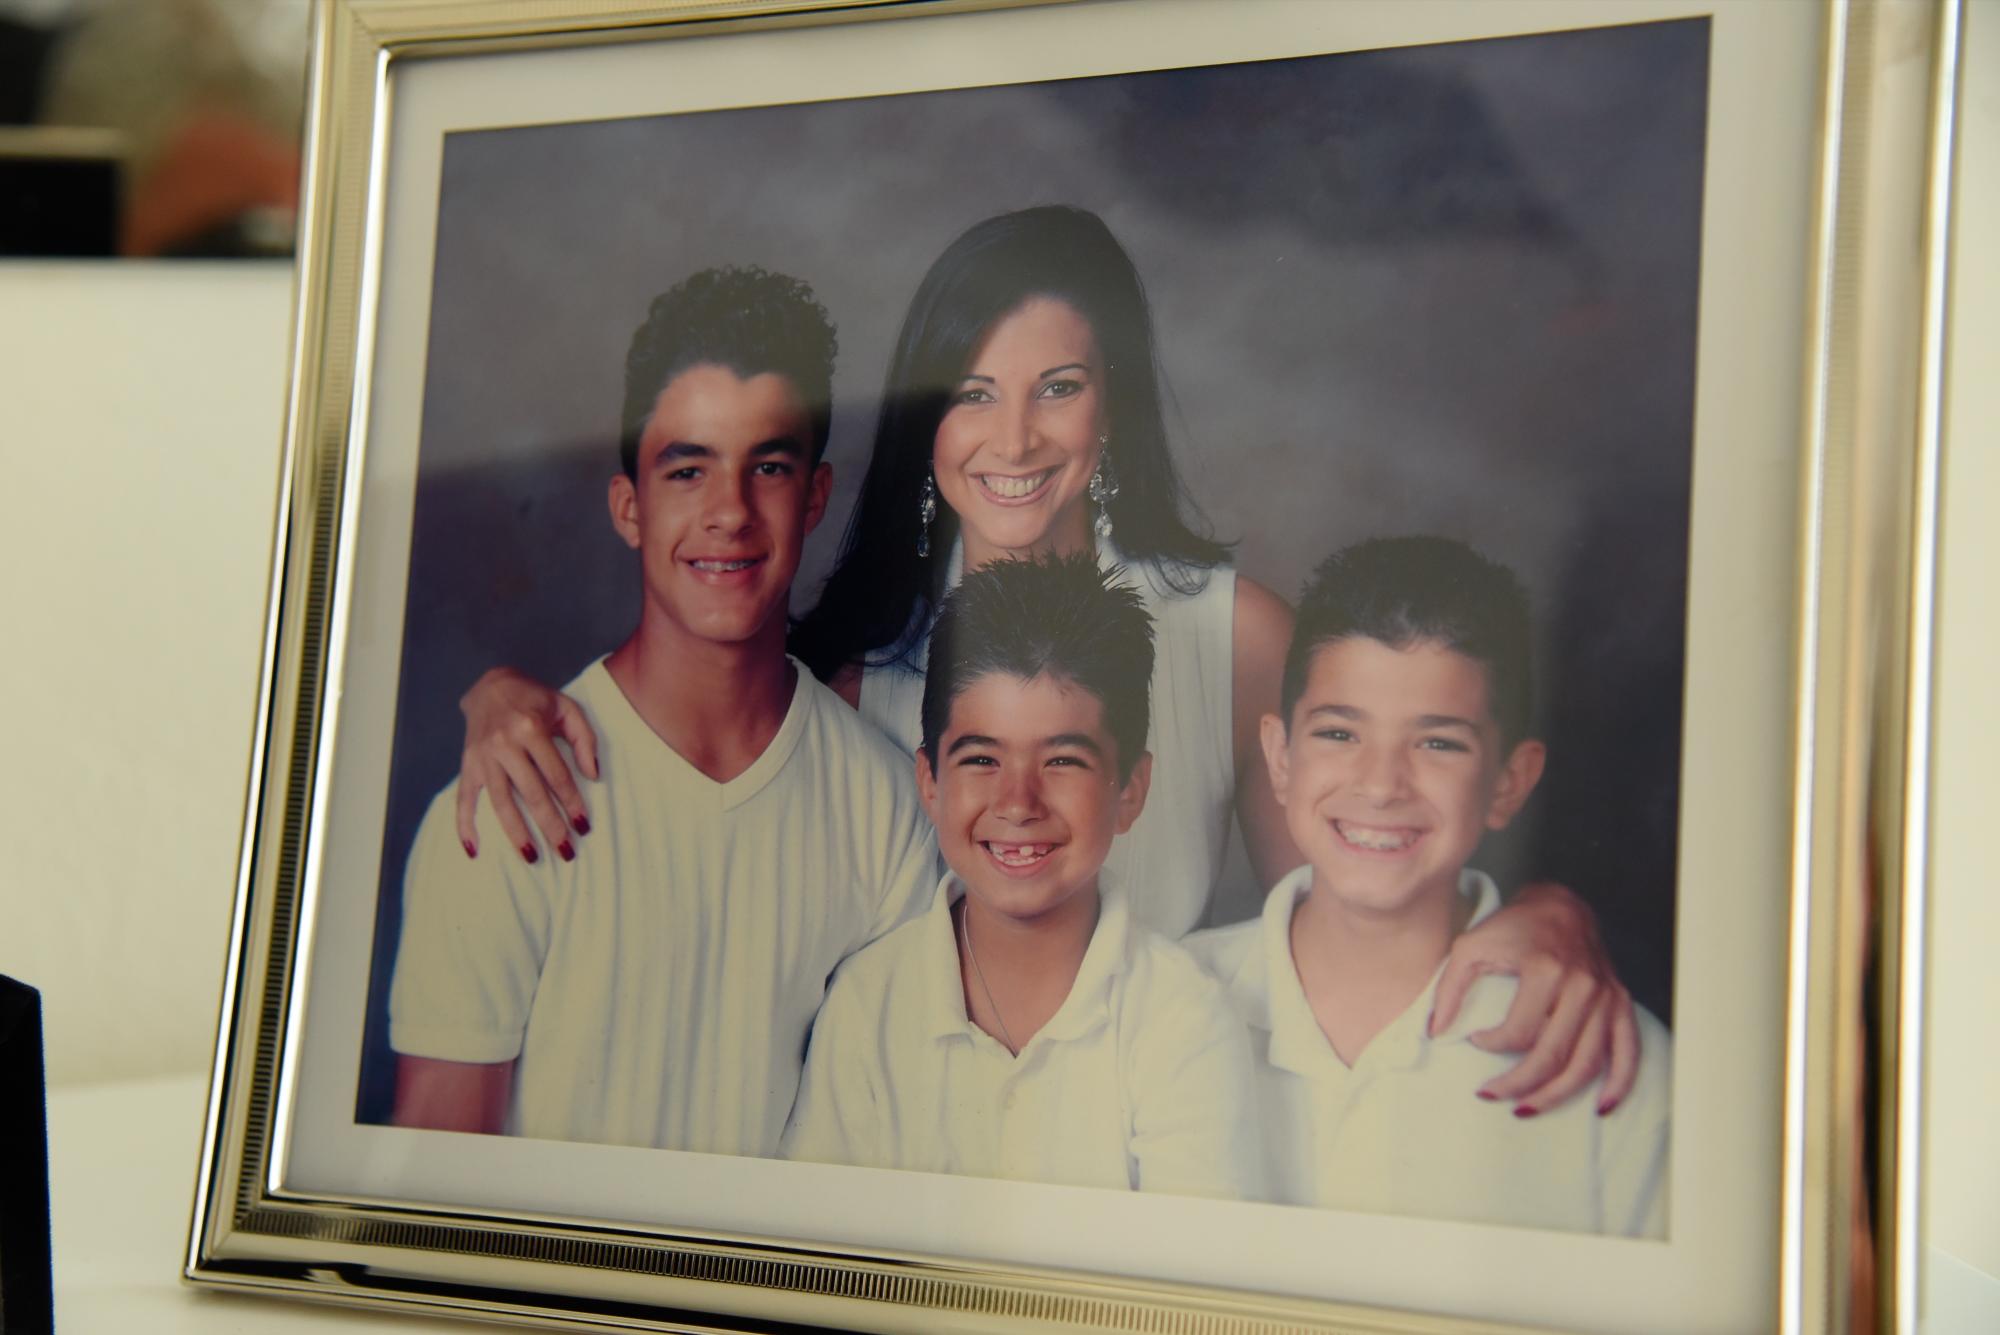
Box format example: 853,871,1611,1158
782,553,1262,1199
387,267,937,1154
1188,537,1670,1235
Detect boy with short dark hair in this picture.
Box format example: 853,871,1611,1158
387,266,937,1153
1188,536,1670,1234
782,552,1261,1198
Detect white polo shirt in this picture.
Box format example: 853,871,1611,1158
388,658,938,1156
1185,867,1671,1237
781,874,1265,1199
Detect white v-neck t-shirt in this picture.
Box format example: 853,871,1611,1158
780,874,1264,1200
1184,867,1672,1236
388,658,939,1156
857,540,1237,940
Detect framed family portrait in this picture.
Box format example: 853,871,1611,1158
186,1,1962,1332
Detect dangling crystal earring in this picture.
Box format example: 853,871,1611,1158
916,471,938,558
1087,436,1119,544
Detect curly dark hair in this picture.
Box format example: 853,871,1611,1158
619,265,839,477
1282,536,1536,744
918,551,1156,782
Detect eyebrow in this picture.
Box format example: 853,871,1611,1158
954,362,1094,386
943,732,1106,757
1302,703,1482,732
656,436,805,465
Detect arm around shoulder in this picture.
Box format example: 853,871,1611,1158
456,666,600,862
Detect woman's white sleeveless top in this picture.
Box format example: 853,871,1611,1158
856,539,1237,939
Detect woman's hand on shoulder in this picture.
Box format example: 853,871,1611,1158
456,667,599,864
1230,575,1301,888
1432,881,1642,1116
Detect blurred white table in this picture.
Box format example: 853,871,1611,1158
48,1072,502,1333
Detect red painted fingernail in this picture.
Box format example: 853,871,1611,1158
1514,1104,1539,1119
520,843,539,864
1476,1090,1499,1102
462,840,477,859
1597,1099,1620,1117
558,840,575,862
572,814,591,836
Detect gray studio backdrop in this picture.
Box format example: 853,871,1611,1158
358,18,1707,1123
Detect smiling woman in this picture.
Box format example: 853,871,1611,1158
930,295,1108,565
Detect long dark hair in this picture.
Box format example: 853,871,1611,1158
790,205,1229,681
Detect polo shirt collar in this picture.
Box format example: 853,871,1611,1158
1038,877,1132,1045
1260,866,1503,1081
918,872,1135,1050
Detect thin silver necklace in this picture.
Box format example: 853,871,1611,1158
961,904,1019,1055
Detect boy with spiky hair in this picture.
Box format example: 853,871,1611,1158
782,552,1261,1198
387,267,937,1153
1187,536,1671,1234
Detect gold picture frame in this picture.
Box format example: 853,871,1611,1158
185,1,1963,1330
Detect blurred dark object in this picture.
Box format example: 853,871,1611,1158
0,975,54,1335
0,126,120,255
0,16,59,123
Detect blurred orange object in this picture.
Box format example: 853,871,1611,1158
121,106,297,256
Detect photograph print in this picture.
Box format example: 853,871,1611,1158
354,14,1705,1242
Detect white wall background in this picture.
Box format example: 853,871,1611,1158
0,7,1992,1326
0,263,287,1084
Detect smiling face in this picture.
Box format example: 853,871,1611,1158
1261,636,1544,922
609,362,830,652
917,671,1151,927
932,297,1106,567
